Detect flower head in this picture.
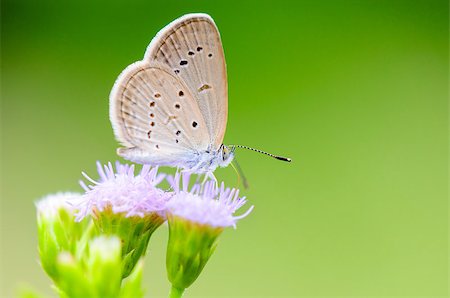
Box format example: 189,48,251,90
166,172,253,228
77,161,170,220
76,161,171,278
165,172,253,293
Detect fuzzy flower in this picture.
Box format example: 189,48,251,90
166,172,253,228
77,161,169,220
77,161,171,278
165,172,253,297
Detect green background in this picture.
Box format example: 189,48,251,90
1,0,448,297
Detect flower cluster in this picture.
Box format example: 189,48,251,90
35,161,253,298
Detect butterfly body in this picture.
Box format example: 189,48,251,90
110,13,231,174
117,143,234,173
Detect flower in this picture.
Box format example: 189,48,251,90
76,161,171,278
35,191,145,297
166,172,253,228
165,173,253,296
76,161,169,220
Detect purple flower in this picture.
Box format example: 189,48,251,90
165,173,253,292
76,161,170,220
166,172,253,228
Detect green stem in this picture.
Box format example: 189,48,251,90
168,286,185,298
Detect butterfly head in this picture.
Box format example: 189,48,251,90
219,144,235,167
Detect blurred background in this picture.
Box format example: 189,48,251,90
1,0,447,297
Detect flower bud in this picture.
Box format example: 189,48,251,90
35,192,86,281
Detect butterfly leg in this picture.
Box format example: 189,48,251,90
166,167,183,191
204,171,218,186
186,161,203,173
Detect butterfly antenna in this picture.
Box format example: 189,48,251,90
231,159,249,189
231,145,292,162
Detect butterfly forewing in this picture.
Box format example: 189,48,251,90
110,61,209,159
144,14,228,150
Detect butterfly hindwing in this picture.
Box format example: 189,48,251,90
110,61,210,164
144,13,228,150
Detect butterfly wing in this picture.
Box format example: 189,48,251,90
144,13,228,150
110,61,210,166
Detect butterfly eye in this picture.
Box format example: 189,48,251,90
222,147,229,161
222,151,228,161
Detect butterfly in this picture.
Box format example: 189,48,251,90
109,13,290,178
